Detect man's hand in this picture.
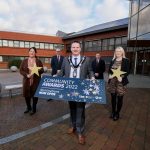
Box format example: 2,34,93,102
91,76,95,80
95,73,99,77
57,70,60,74
53,74,57,77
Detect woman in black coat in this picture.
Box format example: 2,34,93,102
108,47,130,121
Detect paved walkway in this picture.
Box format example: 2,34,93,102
0,88,150,150
0,71,150,150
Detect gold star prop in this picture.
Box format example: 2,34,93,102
111,66,126,80
28,64,42,76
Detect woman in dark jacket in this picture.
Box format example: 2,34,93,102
20,47,44,115
108,46,130,121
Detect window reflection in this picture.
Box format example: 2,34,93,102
130,15,138,39
8,41,13,47
140,0,150,10
131,0,139,15
138,5,150,36
20,41,24,48
2,40,8,46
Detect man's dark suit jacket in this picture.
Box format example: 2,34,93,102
92,59,105,79
51,55,64,76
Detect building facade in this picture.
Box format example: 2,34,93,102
128,0,150,75
0,18,128,70
0,31,64,69
63,18,128,68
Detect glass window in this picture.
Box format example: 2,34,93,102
85,41,89,49
35,42,40,48
138,5,150,37
109,38,115,45
92,40,99,51
97,40,101,46
30,42,35,47
0,40,2,46
108,38,115,50
62,44,64,50
102,39,107,46
66,44,71,52
88,41,93,47
140,0,150,10
0,56,3,62
131,0,139,15
115,37,122,45
137,32,150,40
93,40,98,47
2,56,10,62
8,41,14,47
102,39,108,50
20,41,24,48
39,57,45,63
40,43,44,49
54,44,59,49
14,41,19,47
45,58,49,63
45,43,49,49
122,37,127,44
49,44,54,49
2,40,8,46
25,41,30,48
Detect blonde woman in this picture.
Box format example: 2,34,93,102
108,47,130,121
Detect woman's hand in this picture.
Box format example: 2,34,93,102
118,77,122,82
109,74,113,79
27,74,32,78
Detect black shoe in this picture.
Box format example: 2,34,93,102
47,99,52,101
24,110,31,114
109,113,115,119
30,111,36,115
113,113,119,121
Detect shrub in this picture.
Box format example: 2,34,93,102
8,59,22,69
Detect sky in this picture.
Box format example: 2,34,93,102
0,0,129,35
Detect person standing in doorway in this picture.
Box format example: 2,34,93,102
92,53,105,79
47,48,64,101
51,48,64,76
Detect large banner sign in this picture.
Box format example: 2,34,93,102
35,75,106,104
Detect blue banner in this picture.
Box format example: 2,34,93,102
35,75,106,104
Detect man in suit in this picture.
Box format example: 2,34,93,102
47,48,64,101
51,48,64,76
92,53,105,79
58,41,94,144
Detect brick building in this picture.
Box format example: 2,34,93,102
0,18,128,70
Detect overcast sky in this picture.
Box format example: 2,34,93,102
0,0,129,35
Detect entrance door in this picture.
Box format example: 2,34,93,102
137,50,150,75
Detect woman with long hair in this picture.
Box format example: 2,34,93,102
20,47,44,115
108,47,130,121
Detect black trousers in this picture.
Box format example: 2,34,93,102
69,101,85,135
111,93,123,115
25,97,38,112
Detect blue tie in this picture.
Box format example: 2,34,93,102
73,58,78,78
74,58,77,66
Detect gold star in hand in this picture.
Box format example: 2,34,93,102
28,64,42,76
111,66,126,80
